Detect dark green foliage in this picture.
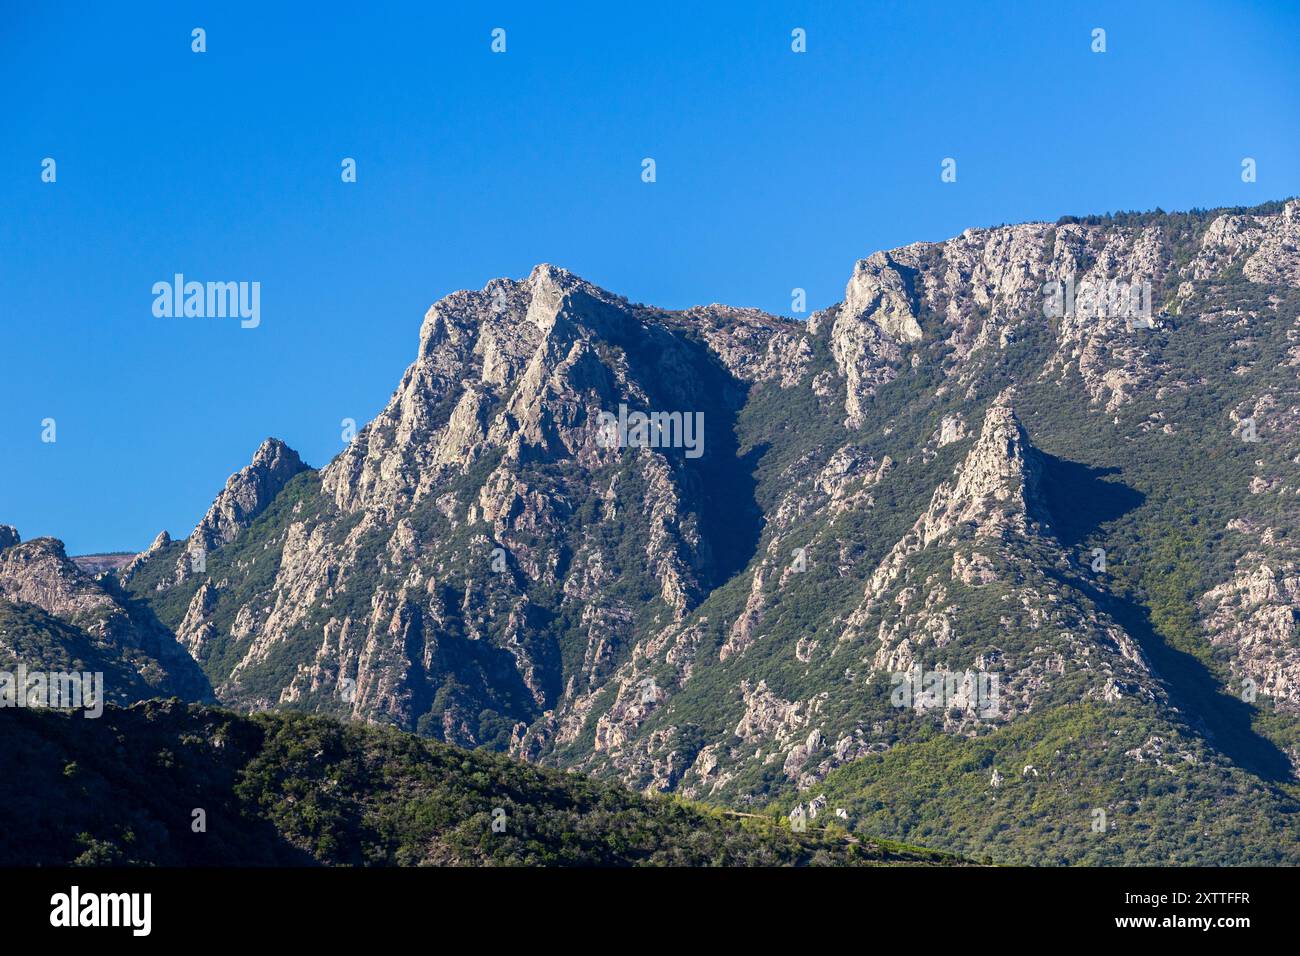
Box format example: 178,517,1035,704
97,198,1300,865
0,601,157,705
771,703,1300,865
0,703,956,867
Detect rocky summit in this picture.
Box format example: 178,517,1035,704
8,199,1300,864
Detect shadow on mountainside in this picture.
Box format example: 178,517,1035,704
1071,572,1294,783
1036,452,1146,549
679,354,766,591
1034,454,1292,782
104,577,216,704
582,296,767,591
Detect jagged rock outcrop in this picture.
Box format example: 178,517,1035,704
119,530,171,583
1191,199,1300,287
842,250,924,343
190,438,309,552
0,536,211,701
812,205,1300,426
834,393,1157,737
1,538,122,624
95,199,1300,864
1201,536,1300,714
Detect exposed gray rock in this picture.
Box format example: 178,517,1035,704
119,529,171,584
191,439,309,551
0,535,211,701
85,200,1300,857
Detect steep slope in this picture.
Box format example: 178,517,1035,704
0,527,210,704
0,701,952,866
562,390,1165,803
552,202,1300,804
189,438,308,552
110,199,1300,864
123,265,792,744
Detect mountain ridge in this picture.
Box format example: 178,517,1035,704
7,197,1300,864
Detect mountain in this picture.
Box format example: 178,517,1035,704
10,198,1300,865
0,527,211,704
0,700,952,866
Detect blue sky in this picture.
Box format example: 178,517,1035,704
2,1,1299,554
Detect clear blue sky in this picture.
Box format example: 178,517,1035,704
2,1,1298,554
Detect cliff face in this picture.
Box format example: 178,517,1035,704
120,263,782,739
83,198,1300,864
181,438,309,571
0,531,211,703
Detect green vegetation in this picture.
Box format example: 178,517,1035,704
0,702,958,867
87,199,1300,865
771,703,1300,865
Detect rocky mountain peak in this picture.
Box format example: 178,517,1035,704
324,260,760,515
252,436,299,469
190,438,309,552
0,525,19,551
1,535,113,623
904,389,1046,552
526,262,596,298
0,532,211,702
329,268,622,513
842,250,924,344
119,529,172,584
938,388,1039,532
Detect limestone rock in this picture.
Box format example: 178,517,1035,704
0,525,20,551
190,439,309,552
